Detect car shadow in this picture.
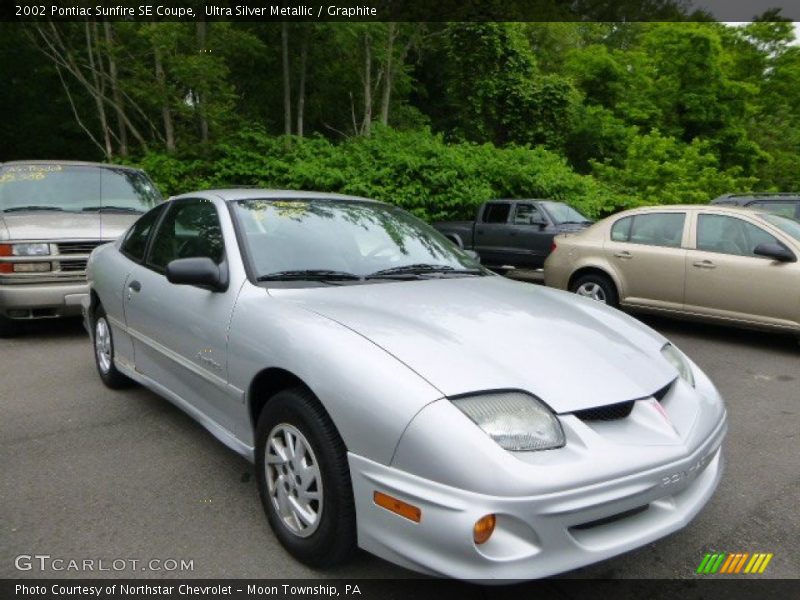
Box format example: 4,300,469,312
8,316,87,340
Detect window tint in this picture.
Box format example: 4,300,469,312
697,214,779,257
751,201,798,219
482,203,510,224
120,204,166,262
628,213,685,248
147,200,224,271
610,216,632,242
513,203,543,225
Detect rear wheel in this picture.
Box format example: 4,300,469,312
93,305,132,389
571,273,618,307
255,387,356,567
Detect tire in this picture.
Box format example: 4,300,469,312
255,387,356,568
93,305,132,389
570,273,619,307
0,314,19,338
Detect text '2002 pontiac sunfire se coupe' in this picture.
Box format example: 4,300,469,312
85,189,727,582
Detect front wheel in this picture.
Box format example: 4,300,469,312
570,273,619,307
255,387,356,567
93,305,132,389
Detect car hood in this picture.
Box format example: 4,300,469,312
269,276,676,413
0,212,137,241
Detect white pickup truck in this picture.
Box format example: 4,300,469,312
0,160,162,336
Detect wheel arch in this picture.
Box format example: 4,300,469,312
247,367,337,444
568,265,622,298
444,233,464,248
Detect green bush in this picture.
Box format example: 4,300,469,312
130,127,629,221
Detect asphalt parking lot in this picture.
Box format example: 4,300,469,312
1,304,798,580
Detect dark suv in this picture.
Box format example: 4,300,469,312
711,193,800,219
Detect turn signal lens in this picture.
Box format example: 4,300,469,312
373,491,421,523
473,514,496,545
0,244,12,257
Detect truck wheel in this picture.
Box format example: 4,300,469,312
255,387,356,567
93,305,132,389
571,273,619,307
0,314,19,338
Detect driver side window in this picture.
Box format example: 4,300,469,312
513,204,543,225
146,199,224,272
697,214,779,257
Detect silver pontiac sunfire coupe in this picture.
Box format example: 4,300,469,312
85,189,727,581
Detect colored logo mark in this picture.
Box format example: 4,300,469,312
696,552,773,574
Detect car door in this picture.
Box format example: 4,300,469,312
113,203,168,369
473,202,513,265
684,213,798,327
124,198,240,431
604,211,688,309
506,202,553,268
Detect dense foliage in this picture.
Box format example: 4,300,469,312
2,17,798,220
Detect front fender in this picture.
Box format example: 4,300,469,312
227,283,444,464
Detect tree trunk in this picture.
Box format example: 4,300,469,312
379,23,397,127
196,20,209,144
362,32,372,137
85,22,113,159
153,46,175,152
103,22,128,157
282,22,292,138
296,33,308,138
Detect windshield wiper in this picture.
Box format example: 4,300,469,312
2,205,65,213
560,220,592,225
367,264,484,278
257,269,363,282
81,206,144,214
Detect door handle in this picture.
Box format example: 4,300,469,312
693,260,716,269
128,280,142,292
614,251,633,259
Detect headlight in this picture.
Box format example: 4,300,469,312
452,392,565,451
661,343,695,387
12,243,51,256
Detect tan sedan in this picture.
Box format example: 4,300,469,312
544,205,800,337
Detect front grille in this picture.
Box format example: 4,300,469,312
59,259,88,272
57,241,105,255
574,400,635,421
571,505,649,530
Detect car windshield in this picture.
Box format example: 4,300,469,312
233,198,485,282
0,164,162,213
540,201,591,224
761,213,800,242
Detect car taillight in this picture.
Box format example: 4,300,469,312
551,240,558,253
0,244,12,257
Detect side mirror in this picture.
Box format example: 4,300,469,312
166,257,228,291
753,242,796,263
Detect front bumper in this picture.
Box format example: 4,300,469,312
349,415,725,582
0,280,88,319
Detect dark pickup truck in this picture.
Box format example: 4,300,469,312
434,199,592,269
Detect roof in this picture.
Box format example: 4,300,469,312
1,159,142,171
613,204,773,218
711,193,800,205
178,188,381,204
